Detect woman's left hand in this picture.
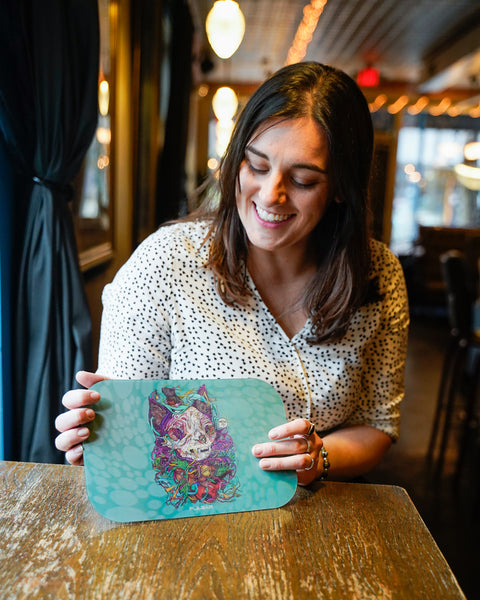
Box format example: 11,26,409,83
251,418,323,486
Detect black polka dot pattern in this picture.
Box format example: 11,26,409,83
98,221,409,440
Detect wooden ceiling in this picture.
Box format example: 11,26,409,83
189,0,480,100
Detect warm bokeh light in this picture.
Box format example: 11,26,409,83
447,106,461,117
464,142,480,161
368,94,387,112
97,155,110,170
469,106,480,118
387,95,409,114
207,157,219,171
96,127,111,145
98,80,110,116
285,0,328,65
429,97,451,116
404,163,416,175
407,96,429,115
408,171,422,183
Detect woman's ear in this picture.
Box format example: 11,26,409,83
334,196,343,204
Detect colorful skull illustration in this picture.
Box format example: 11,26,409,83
148,385,240,507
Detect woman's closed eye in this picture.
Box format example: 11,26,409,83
246,158,269,174
290,178,318,189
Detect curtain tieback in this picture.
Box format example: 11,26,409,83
33,176,74,202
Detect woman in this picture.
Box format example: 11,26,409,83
55,62,409,486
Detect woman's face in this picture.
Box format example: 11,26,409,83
236,117,331,260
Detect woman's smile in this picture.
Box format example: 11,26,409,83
253,202,295,225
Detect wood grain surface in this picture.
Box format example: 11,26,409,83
0,461,466,599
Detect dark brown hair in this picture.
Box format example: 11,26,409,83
198,62,377,343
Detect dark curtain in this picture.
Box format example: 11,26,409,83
0,0,99,462
155,0,193,225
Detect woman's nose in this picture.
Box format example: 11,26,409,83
258,172,286,204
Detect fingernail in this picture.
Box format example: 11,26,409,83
252,445,262,456
78,427,90,438
269,430,280,440
89,391,100,400
259,459,272,470
85,409,95,420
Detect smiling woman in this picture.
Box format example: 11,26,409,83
55,62,409,488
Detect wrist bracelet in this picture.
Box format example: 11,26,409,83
319,446,330,480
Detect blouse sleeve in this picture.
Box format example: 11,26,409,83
345,246,410,441
97,229,173,379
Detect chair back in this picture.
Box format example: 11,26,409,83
440,250,476,338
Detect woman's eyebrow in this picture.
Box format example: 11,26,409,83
245,145,267,160
245,145,327,174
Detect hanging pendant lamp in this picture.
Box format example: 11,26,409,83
206,1,245,59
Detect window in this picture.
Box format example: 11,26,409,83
390,114,480,255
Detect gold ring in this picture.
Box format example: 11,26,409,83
306,422,315,436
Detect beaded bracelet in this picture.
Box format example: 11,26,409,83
319,446,330,480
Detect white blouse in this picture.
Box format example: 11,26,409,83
98,220,409,440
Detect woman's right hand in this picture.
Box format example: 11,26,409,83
55,371,108,465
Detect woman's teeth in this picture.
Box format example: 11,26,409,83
256,205,292,223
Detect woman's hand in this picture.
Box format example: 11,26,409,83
251,418,323,486
55,371,108,466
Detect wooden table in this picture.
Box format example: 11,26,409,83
0,461,466,599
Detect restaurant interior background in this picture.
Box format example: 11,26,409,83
1,0,480,593
74,0,480,362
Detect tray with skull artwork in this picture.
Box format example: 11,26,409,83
83,378,298,522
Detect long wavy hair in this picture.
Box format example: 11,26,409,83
195,62,378,343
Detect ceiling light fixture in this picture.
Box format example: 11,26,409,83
454,163,480,191
212,86,239,122
205,0,245,60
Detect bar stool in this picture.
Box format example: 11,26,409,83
426,250,480,484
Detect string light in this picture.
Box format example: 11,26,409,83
387,95,409,114
368,94,387,113
447,105,461,117
407,96,429,115
469,105,480,118
286,0,328,65
428,97,451,116
366,94,478,116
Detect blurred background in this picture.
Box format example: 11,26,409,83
1,0,480,595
